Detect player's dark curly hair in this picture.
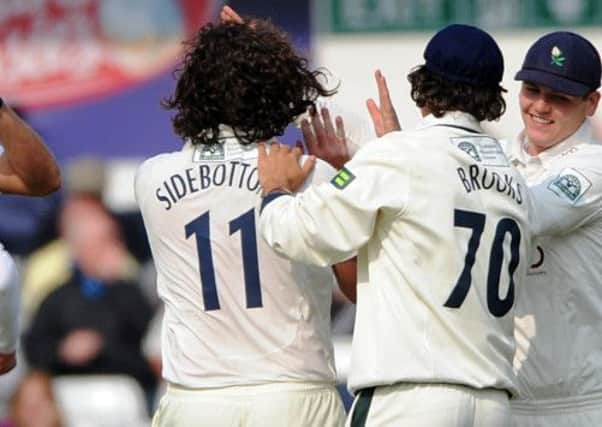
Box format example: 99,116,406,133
408,65,506,121
163,19,336,145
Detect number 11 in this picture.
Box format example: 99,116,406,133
185,208,263,311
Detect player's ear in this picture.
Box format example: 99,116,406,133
585,90,600,116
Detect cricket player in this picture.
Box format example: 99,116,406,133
258,24,532,427
508,32,602,427
135,17,348,427
0,101,61,374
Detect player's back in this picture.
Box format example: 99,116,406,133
135,131,337,389
347,118,532,396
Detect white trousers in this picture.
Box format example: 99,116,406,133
345,383,510,427
152,381,346,427
512,392,602,427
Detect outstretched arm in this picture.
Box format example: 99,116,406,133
0,103,61,196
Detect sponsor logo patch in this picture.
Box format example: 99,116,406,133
457,141,481,162
547,168,591,204
193,144,225,162
331,167,355,189
450,136,509,167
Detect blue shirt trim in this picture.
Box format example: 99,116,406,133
260,191,291,214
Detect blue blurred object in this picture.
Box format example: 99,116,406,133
228,0,310,50
0,192,62,257
26,73,181,162
19,0,311,163
337,383,354,412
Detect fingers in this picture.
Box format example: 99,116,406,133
257,143,314,193
368,70,401,136
375,70,402,133
257,143,282,192
295,140,305,153
301,119,316,153
300,154,316,177
384,110,401,133
366,98,384,137
291,144,303,159
220,8,231,22
257,142,268,164
221,5,244,24
375,69,392,111
310,107,326,146
321,108,336,140
335,116,346,140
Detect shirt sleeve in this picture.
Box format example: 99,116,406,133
259,139,408,267
529,165,602,236
0,250,19,353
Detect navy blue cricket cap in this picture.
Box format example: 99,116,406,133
424,24,504,87
515,31,601,96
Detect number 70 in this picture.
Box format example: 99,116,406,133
445,209,521,317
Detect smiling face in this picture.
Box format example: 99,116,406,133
519,82,600,155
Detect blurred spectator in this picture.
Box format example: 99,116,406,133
21,157,141,322
23,195,157,402
7,370,63,427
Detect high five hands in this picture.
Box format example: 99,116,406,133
301,69,402,169
299,108,349,170
366,69,401,137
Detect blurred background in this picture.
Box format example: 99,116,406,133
0,1,600,426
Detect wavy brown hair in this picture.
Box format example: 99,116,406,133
163,19,336,145
408,65,506,121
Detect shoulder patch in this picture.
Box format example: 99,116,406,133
331,167,355,189
450,136,509,167
547,168,592,204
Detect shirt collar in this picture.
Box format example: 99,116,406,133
417,111,484,134
183,124,257,151
509,119,594,168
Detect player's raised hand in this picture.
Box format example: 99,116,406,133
220,5,244,24
258,143,315,195
366,69,401,137
300,107,350,170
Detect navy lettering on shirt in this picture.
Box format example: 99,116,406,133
457,164,523,205
155,161,260,210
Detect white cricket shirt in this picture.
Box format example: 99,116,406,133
509,120,602,399
260,112,532,395
135,127,338,388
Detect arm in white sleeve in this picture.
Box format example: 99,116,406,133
0,248,19,354
259,141,407,267
529,165,602,237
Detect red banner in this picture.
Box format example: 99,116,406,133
0,0,217,108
